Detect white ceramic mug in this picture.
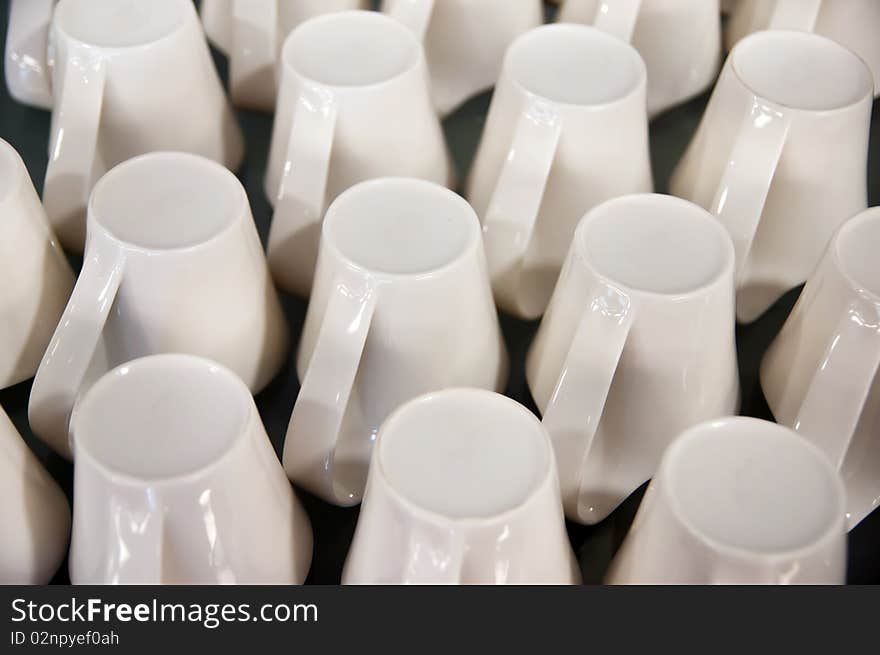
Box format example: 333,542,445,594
382,0,544,117
557,0,721,117
200,0,368,112
264,10,451,297
526,194,739,525
762,207,880,531
670,30,873,323
69,354,313,584
467,24,652,320
4,0,55,108
726,0,880,98
29,152,289,460
0,405,70,584
0,137,73,389
606,417,847,584
282,178,508,507
44,0,244,253
342,389,580,585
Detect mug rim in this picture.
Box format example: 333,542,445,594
280,10,423,92
53,0,192,53
86,151,248,254
573,193,736,300
660,416,846,562
833,206,880,302
70,353,256,487
730,30,874,114
320,177,482,282
373,388,557,526
503,23,647,111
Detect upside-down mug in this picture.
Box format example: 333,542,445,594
29,152,289,459
726,0,880,98
282,178,508,506
761,207,880,531
0,137,73,389
264,10,451,297
607,418,847,584
43,0,244,253
69,354,313,584
557,0,722,117
526,194,739,524
200,0,368,112
670,30,872,323
467,24,652,319
0,405,70,584
382,0,544,117
342,389,580,584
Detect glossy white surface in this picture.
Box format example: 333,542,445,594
201,0,367,111
0,405,70,584
44,0,243,253
467,24,652,319
28,152,288,459
0,138,73,389
283,178,508,507
726,0,880,98
383,0,543,117
4,0,54,108
69,355,312,584
264,11,451,297
670,31,871,323
557,0,722,117
526,194,739,524
607,418,847,584
762,207,880,530
342,389,579,584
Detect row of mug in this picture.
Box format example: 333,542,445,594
3,1,875,331
8,0,880,117
2,138,879,535
2,353,848,585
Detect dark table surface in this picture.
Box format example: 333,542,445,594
1,1,878,585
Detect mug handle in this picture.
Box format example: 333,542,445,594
267,87,338,296
42,50,107,252
769,0,822,32
230,0,278,109
482,99,562,317
592,0,643,42
28,244,126,459
4,0,55,108
541,284,634,524
383,0,435,41
710,97,791,285
791,302,880,469
282,277,378,506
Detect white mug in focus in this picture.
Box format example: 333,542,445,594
670,30,872,323
342,389,580,585
526,194,739,524
29,152,289,459
467,24,652,319
282,178,508,507
69,354,313,584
